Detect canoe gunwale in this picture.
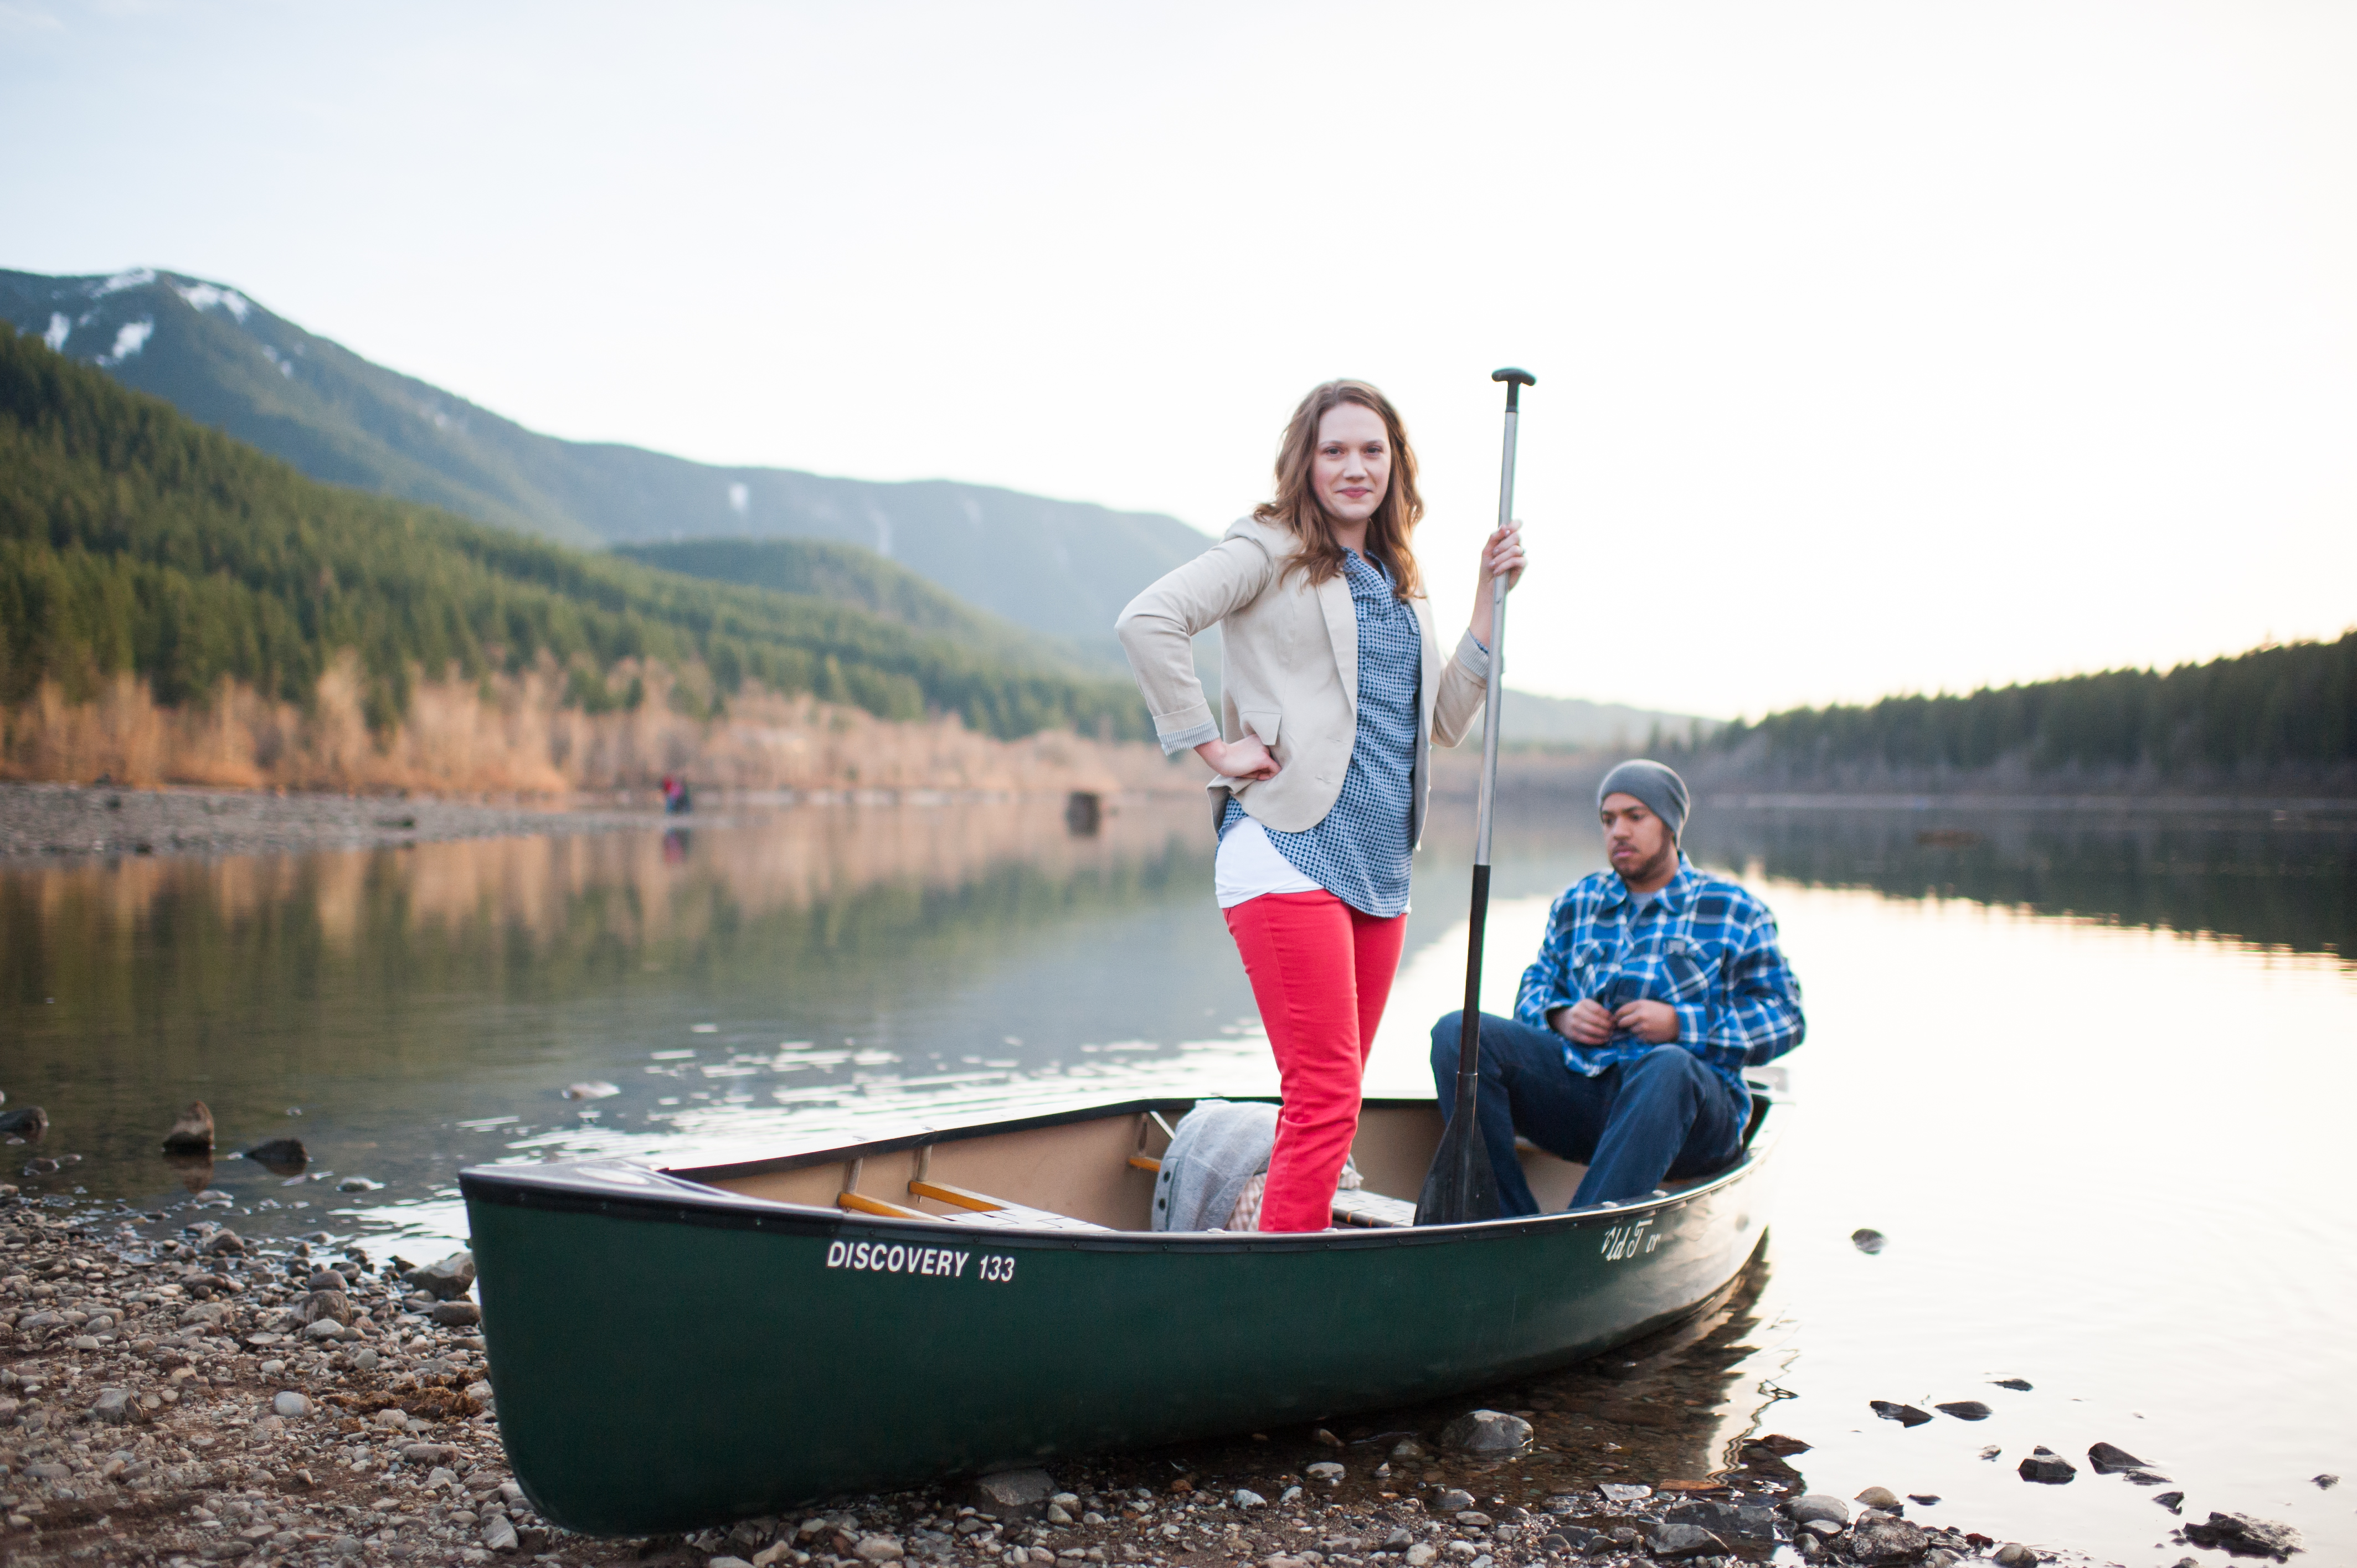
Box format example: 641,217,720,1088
457,1091,1787,1255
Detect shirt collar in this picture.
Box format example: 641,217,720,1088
1604,854,1700,915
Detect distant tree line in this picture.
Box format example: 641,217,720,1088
0,324,1150,742
1669,633,2356,778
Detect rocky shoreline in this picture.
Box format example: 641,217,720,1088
0,783,660,863
7,1190,2264,1568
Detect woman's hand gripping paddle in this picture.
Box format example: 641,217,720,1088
1416,368,1533,1226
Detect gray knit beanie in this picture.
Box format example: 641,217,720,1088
1597,759,1691,842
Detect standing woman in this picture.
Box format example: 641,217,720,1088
1116,380,1526,1231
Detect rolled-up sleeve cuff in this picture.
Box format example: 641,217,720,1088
1156,717,1220,755
1453,628,1492,682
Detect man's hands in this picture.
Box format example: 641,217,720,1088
1550,998,1680,1046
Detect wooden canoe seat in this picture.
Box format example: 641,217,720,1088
1125,1156,1415,1229
907,1177,1110,1234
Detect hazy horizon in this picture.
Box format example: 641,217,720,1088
7,1,2352,719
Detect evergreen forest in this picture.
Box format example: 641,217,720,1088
0,324,1150,743
1689,633,2356,780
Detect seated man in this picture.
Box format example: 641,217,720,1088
1430,759,1804,1213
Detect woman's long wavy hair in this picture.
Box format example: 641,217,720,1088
1254,379,1424,600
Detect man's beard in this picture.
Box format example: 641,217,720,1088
1620,839,1676,885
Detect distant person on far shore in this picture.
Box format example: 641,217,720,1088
661,775,692,815
1430,760,1804,1211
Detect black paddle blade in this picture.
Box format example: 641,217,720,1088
1413,1104,1502,1225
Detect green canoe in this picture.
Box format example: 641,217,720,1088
460,1090,1785,1536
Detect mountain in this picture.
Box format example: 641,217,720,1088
0,266,1212,653
610,536,1104,677
1478,689,1723,752
0,322,1148,746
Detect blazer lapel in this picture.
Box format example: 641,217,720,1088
1317,574,1357,712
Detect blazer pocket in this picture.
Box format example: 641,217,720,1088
1241,709,1283,748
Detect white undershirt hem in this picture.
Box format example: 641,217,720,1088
1213,816,1322,909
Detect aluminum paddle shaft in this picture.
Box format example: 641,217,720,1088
1416,366,1533,1226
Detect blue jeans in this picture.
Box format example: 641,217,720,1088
1428,1010,1750,1214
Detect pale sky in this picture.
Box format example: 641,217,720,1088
6,1,2353,718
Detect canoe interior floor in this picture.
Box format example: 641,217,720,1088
688,1103,1605,1232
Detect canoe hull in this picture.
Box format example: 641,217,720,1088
462,1097,1783,1536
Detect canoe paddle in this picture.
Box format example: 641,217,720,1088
1415,367,1533,1227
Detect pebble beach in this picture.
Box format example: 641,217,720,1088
9,1187,2284,1568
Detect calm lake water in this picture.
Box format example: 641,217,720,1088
5,794,2353,1565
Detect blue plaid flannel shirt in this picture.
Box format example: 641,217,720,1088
1513,856,1805,1102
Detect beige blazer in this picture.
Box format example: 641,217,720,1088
1115,514,1491,843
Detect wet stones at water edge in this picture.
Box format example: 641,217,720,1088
243,1137,308,1175
0,1105,49,1138
1988,1375,2034,1391
162,1099,215,1152
1869,1400,1931,1427
1439,1409,1532,1454
968,1467,1056,1520
1846,1516,1931,1566
2086,1440,2149,1474
2184,1511,2304,1556
403,1249,476,1300
1933,1400,1990,1420
1646,1521,1725,1559
1850,1227,1887,1254
2018,1446,2077,1483
1852,1487,1900,1510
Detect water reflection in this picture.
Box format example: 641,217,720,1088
1685,807,2353,963
3,796,2353,1564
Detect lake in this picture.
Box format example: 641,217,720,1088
4,793,2352,1565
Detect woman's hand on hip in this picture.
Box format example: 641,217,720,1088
1470,520,1527,639
1196,736,1280,781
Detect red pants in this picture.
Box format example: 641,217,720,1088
1223,891,1408,1232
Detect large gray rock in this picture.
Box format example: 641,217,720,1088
430,1299,481,1327
1647,1524,1725,1560
1789,1495,1849,1528
405,1251,476,1301
302,1290,353,1327
91,1388,138,1424
2184,1513,2303,1555
1436,1489,1476,1513
969,1468,1055,1519
1439,1409,1532,1454
1847,1518,1929,1565
200,1228,245,1257
2085,1441,2147,1475
271,1391,311,1419
2017,1448,2076,1484
1664,1502,1781,1543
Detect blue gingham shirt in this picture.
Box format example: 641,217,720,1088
1514,857,1805,1101
1219,549,1421,917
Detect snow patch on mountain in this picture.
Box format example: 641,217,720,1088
43,313,69,352
174,280,252,322
100,319,153,364
727,482,749,517
95,267,156,297
260,344,294,378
